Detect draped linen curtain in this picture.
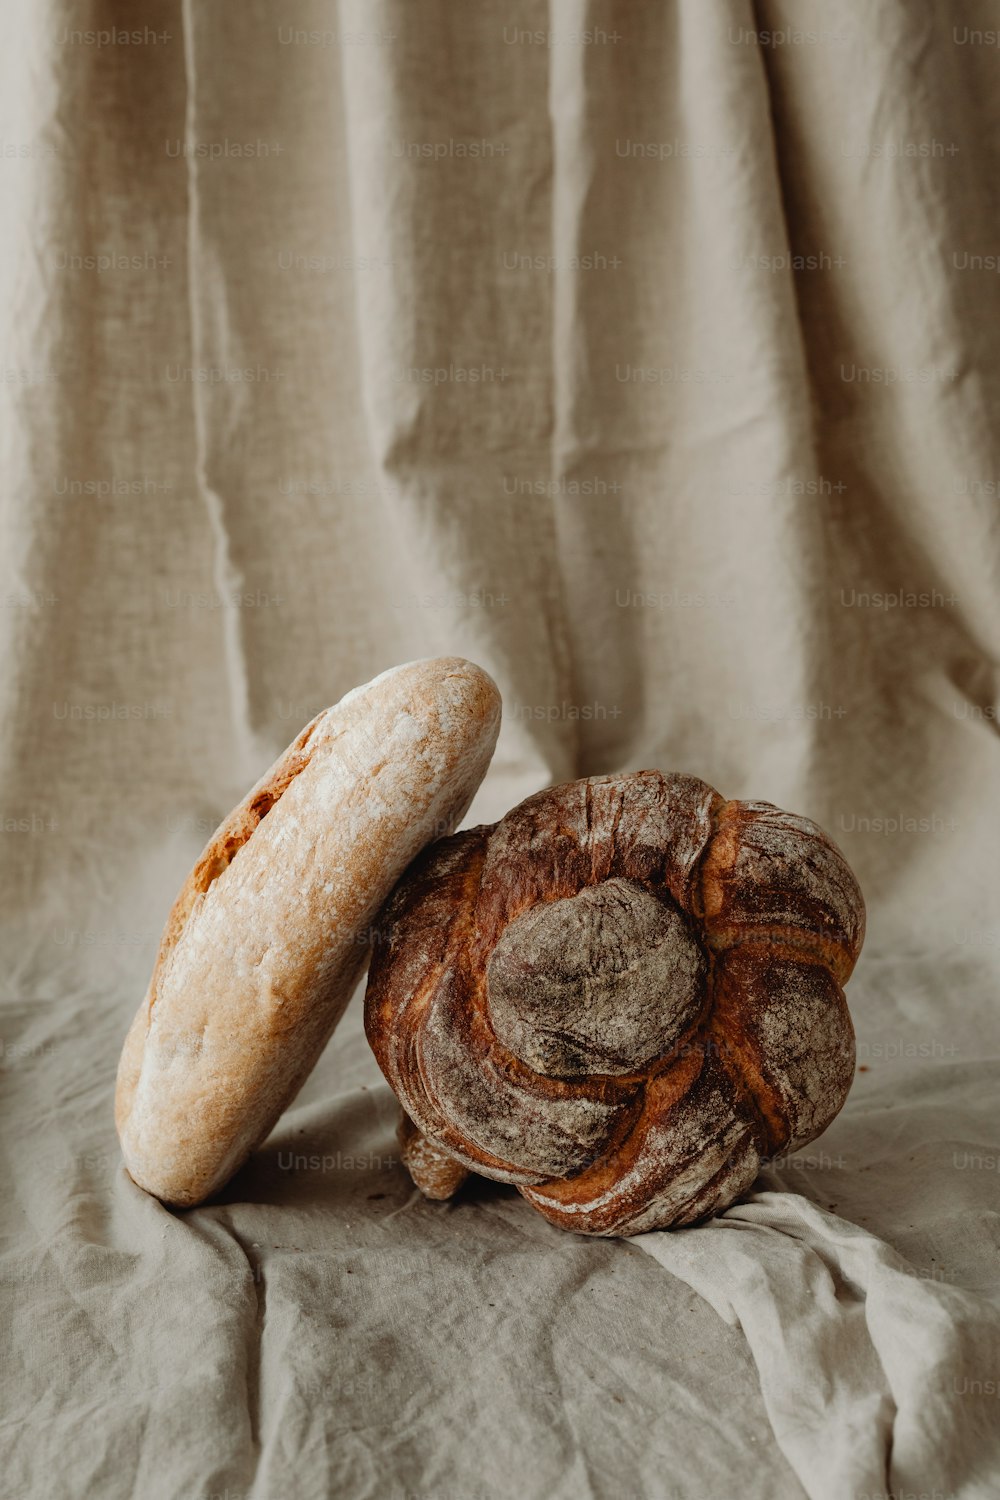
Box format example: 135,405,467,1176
2,2,999,1497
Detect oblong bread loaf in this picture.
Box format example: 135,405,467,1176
115,657,501,1207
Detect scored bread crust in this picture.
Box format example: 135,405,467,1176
115,657,501,1208
365,771,865,1236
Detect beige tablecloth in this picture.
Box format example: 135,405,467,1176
2,2,999,1496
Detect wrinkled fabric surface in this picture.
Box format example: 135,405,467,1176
2,1,999,1497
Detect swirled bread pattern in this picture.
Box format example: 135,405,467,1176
365,771,865,1236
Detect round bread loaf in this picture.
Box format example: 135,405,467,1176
116,657,501,1207
364,770,865,1236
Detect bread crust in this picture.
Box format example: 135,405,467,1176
115,657,500,1207
365,771,865,1236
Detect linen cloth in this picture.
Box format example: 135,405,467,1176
1,1,999,1496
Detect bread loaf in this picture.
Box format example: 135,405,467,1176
116,657,501,1207
364,771,865,1236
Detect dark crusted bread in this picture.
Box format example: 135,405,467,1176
364,771,865,1236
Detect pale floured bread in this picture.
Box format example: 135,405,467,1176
116,657,501,1207
364,771,865,1236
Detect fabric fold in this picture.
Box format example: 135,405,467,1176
634,1183,1000,1500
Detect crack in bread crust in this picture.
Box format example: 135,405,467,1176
144,714,330,1032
